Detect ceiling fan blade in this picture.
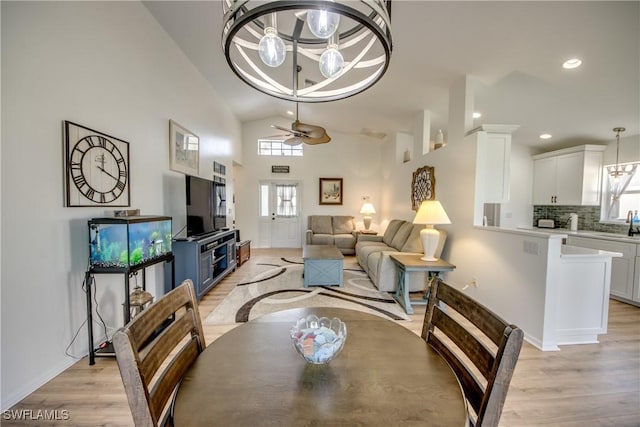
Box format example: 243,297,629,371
303,134,331,145
271,124,292,133
293,121,328,139
271,123,310,138
261,134,292,139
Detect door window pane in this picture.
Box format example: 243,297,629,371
259,184,269,217
275,184,298,217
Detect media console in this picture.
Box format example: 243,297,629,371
168,229,236,300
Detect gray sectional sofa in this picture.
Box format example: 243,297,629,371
305,215,357,255
355,219,446,292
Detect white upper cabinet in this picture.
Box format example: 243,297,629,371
533,145,605,205
471,124,519,203
469,124,519,226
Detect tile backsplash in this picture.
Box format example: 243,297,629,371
533,205,630,235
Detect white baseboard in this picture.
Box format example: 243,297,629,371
1,357,79,411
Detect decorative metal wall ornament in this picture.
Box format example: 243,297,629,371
411,166,435,211
221,0,393,103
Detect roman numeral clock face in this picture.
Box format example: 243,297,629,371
64,121,130,207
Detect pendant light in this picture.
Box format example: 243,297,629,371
609,127,633,179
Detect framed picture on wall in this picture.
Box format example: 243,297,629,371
319,178,343,205
169,120,199,175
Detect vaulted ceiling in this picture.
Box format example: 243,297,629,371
144,1,639,150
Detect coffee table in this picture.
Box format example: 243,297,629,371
302,244,344,287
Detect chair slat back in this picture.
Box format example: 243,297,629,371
422,280,523,427
113,279,205,427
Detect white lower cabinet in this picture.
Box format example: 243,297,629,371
634,257,640,302
566,236,640,306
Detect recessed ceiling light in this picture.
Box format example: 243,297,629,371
562,58,582,69
539,133,552,140
472,112,482,119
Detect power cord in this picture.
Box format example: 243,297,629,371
64,266,113,359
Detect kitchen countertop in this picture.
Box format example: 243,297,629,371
529,227,640,244
561,244,622,258
480,225,640,244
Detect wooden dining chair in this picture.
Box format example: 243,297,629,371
113,279,206,427
422,279,523,427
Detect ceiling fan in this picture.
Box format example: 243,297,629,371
270,102,331,146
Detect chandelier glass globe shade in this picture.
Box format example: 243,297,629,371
319,47,344,78
258,30,286,67
307,9,340,39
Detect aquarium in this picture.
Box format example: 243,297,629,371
88,216,172,270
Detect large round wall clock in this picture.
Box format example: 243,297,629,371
64,121,130,207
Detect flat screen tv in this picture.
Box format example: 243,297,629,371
185,175,226,238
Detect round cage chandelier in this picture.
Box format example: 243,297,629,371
222,0,393,103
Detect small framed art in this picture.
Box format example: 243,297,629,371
169,120,199,175
319,178,343,205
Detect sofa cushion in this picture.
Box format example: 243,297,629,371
310,234,334,245
334,234,356,249
310,216,333,234
400,224,425,253
389,222,414,251
356,243,389,272
332,216,354,234
382,220,405,246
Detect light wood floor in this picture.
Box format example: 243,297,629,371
5,248,640,426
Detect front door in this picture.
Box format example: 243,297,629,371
258,181,302,248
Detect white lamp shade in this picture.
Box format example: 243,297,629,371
412,200,450,261
412,200,451,225
359,203,376,215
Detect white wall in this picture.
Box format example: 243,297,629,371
235,117,384,245
378,77,557,349
1,1,241,409
500,142,535,228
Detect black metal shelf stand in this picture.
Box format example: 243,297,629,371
85,253,175,365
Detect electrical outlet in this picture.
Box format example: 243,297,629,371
523,240,540,255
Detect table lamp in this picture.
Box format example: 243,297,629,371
412,200,451,261
360,202,376,230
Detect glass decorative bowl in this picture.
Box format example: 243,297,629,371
290,315,347,364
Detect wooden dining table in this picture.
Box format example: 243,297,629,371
173,307,467,426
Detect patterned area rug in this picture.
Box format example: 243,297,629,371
204,256,409,324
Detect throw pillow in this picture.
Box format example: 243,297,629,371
310,216,332,234
332,216,354,234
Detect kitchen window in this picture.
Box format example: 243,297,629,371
603,161,640,221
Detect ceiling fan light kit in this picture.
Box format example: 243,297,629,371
222,0,393,103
